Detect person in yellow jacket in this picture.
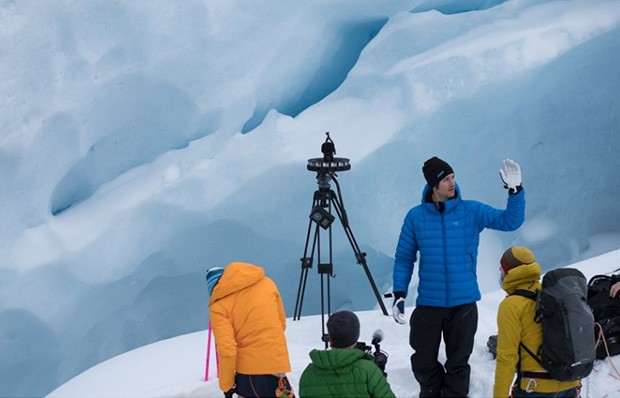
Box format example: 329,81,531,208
207,262,294,398
493,247,581,398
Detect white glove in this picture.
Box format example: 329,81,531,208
392,297,407,325
499,159,522,191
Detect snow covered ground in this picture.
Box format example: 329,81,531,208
50,249,620,397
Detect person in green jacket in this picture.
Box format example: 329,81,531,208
299,311,396,398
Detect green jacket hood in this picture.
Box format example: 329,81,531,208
300,347,396,398
308,348,370,371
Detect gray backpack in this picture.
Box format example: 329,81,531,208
512,268,595,381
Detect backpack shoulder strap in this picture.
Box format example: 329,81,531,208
510,289,541,323
510,289,537,301
509,289,549,378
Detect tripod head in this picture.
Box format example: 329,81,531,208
307,132,351,174
307,133,350,228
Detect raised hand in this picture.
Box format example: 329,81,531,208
499,159,522,192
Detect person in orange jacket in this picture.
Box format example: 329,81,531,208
207,262,294,398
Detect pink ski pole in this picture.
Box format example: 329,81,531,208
205,321,213,381
216,346,220,377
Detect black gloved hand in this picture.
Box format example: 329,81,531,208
224,388,235,398
392,291,407,325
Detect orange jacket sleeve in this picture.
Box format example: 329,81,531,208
210,305,237,392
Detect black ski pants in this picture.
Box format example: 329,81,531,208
409,303,478,397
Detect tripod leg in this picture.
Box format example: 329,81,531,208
330,190,389,316
319,256,334,349
294,266,309,321
294,207,321,320
320,272,327,348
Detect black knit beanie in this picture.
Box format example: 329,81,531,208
327,311,360,348
422,156,454,187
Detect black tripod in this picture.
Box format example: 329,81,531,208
293,133,388,347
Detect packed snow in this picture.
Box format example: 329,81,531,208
50,249,620,397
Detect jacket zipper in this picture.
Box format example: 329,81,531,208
441,211,449,306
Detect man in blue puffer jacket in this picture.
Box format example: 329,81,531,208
392,156,525,397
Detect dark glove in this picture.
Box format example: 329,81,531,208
392,291,407,325
224,388,235,398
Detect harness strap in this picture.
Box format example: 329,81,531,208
520,371,553,380
519,341,547,371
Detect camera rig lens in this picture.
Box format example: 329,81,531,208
307,158,351,172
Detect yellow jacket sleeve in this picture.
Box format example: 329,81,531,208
493,298,521,397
